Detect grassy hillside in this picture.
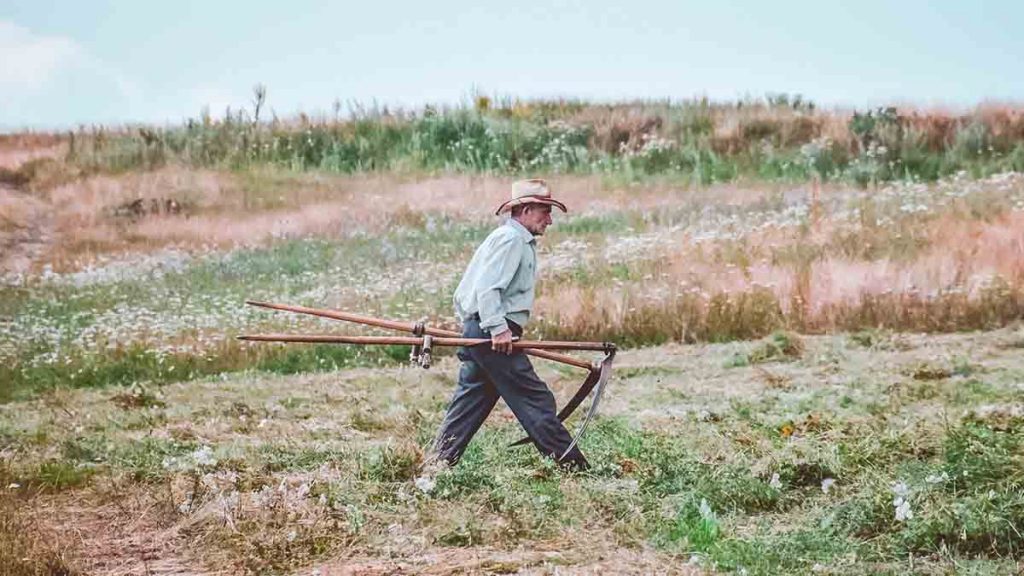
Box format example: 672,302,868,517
1,103,1024,573
10,97,1024,186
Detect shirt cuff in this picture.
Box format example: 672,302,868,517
480,317,509,336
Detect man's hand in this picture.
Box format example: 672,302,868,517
491,329,514,355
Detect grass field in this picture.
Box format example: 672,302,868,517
2,108,1024,574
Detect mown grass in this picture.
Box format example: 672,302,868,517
0,475,80,575
3,327,1024,573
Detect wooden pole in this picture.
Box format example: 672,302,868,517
237,333,613,351
245,300,599,370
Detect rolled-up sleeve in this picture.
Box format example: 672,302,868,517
475,234,524,335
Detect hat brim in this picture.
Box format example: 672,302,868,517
494,196,568,216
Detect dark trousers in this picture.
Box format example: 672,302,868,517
433,316,589,470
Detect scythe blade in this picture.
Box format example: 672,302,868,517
558,348,614,462
510,348,615,453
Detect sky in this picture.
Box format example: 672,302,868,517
2,0,1022,129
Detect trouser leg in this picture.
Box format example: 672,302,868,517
463,319,589,470
433,356,499,465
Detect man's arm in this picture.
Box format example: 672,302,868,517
475,233,523,353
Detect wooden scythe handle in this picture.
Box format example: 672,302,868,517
246,300,599,370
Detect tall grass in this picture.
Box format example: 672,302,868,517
63,98,1024,184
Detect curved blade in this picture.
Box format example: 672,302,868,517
509,365,601,447
558,350,614,462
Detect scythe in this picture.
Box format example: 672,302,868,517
239,300,615,462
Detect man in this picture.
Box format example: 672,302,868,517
432,179,589,470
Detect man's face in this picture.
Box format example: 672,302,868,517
519,204,553,236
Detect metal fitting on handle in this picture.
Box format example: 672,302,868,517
419,334,432,369
411,320,427,366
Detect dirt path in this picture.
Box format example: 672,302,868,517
307,546,702,575
32,488,215,576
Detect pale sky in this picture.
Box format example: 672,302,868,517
2,0,1022,129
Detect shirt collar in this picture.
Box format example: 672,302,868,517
506,218,536,243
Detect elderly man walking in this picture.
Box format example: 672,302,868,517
432,179,589,470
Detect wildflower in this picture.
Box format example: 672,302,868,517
925,472,949,485
192,446,218,468
893,498,913,522
891,481,910,498
698,498,715,521
414,476,436,494
769,473,782,489
891,480,913,522
286,529,297,542
821,478,835,494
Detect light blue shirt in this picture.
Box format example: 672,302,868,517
453,218,537,335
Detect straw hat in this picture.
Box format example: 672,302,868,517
494,179,568,215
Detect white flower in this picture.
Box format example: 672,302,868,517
191,446,218,468
925,472,949,485
891,481,910,498
414,476,436,494
821,478,835,494
894,497,913,522
698,498,715,521
769,473,782,489
891,480,913,522
286,529,297,542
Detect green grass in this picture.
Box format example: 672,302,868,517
3,327,1024,572
61,98,1024,186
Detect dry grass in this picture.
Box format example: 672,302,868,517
0,470,80,575
0,133,64,171
0,155,773,275
534,205,1024,340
